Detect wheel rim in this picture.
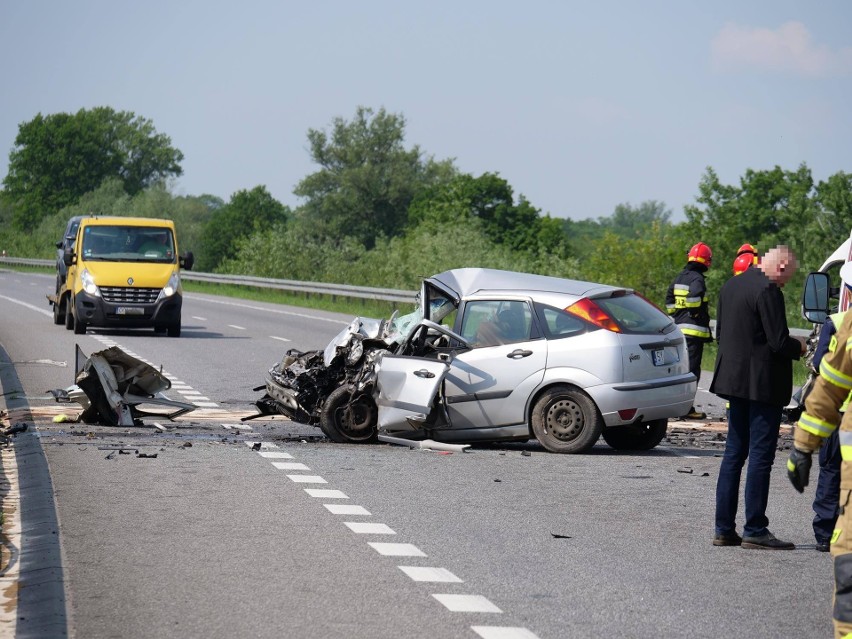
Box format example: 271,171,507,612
545,398,585,442
334,396,376,441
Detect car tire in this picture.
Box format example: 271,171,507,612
601,419,668,451
167,323,181,338
319,385,378,444
65,298,75,331
53,297,64,325
72,310,86,335
531,386,603,454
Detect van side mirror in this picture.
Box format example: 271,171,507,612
63,247,75,267
180,251,194,271
802,271,830,324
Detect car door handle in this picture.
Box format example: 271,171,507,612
507,349,533,359
413,369,436,379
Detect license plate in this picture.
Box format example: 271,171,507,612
652,349,666,366
116,306,144,316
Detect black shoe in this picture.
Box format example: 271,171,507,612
741,531,795,550
712,532,742,547
815,541,831,552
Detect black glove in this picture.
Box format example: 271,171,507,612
787,448,813,493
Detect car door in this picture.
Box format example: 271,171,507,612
444,299,546,429
373,354,450,433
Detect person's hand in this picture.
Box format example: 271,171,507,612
795,335,807,355
787,448,812,493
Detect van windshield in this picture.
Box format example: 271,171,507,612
81,226,176,263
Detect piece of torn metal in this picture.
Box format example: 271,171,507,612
378,434,470,453
47,344,196,427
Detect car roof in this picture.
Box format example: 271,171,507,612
427,268,627,299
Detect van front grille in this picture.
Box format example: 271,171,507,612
100,287,160,304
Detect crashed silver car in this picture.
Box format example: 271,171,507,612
253,268,697,453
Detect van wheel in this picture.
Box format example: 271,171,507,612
319,386,378,443
72,311,86,335
65,299,74,330
531,387,603,453
154,326,167,334
602,419,668,451
167,323,181,337
53,297,65,325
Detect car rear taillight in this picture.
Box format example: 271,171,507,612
565,298,622,333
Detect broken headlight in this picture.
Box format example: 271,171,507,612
347,337,364,365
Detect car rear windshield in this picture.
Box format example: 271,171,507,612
595,292,675,335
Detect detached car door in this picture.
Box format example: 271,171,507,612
445,299,546,429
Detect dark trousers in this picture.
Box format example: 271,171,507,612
813,428,841,544
687,338,704,384
715,397,782,538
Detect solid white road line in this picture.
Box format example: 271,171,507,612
471,627,541,639
344,522,395,535
368,543,426,557
324,504,370,515
432,594,502,613
304,488,348,499
398,566,463,583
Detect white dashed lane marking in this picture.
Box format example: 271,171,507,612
324,504,370,515
472,627,542,639
344,522,395,535
270,336,291,342
398,567,463,583
191,316,206,321
287,475,327,484
258,451,293,459
368,543,426,557
227,324,246,330
433,594,502,613
246,440,540,638
271,462,311,471
304,488,348,499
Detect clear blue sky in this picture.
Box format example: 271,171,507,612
1,1,850,222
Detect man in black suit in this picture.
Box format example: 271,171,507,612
710,245,806,549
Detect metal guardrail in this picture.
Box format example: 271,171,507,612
0,256,418,304
0,256,810,335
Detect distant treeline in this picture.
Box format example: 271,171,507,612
3,105,851,328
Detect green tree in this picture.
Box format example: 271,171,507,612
3,107,183,229
197,186,289,271
293,106,455,248
598,200,672,238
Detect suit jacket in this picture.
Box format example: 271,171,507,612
709,266,802,406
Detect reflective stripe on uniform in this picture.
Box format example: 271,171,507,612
798,412,837,438
821,358,852,390
679,324,712,339
841,431,852,461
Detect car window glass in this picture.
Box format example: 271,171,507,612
595,292,672,334
537,305,587,339
461,300,532,347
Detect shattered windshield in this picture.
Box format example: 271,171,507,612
81,225,176,263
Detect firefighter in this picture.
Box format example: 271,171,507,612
666,242,713,419
788,274,852,636
733,243,758,276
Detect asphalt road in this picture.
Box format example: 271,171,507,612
0,269,835,639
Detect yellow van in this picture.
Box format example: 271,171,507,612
51,216,193,337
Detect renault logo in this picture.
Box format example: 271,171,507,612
127,277,134,286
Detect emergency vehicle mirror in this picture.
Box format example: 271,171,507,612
802,271,829,324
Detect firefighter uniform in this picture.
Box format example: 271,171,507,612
794,310,852,638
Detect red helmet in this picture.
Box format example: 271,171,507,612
733,243,758,275
687,242,712,267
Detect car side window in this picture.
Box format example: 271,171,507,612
461,301,533,348
536,304,587,339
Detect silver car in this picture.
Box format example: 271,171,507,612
373,268,696,453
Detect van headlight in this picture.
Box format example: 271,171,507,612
347,337,364,365
160,272,180,299
80,268,100,297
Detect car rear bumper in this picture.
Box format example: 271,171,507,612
591,372,697,426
